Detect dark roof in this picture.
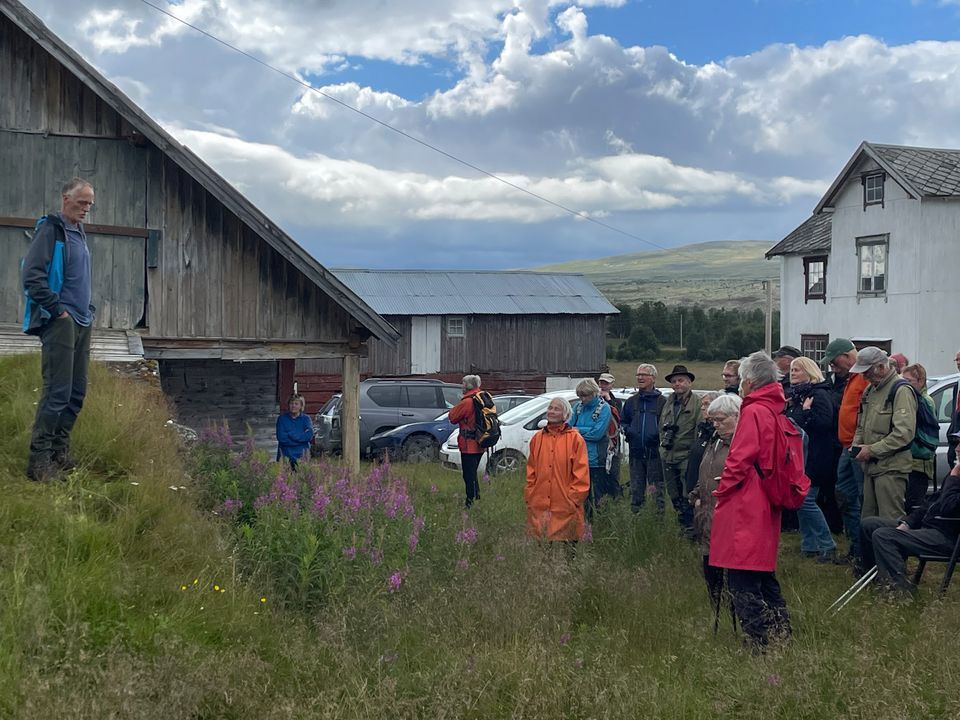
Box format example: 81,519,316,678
870,144,960,197
331,270,619,316
1,0,399,346
766,213,832,258
815,141,960,213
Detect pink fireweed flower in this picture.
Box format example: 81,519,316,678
559,632,571,645
387,571,403,593
368,548,383,566
456,527,478,546
342,546,357,560
457,558,470,571
430,484,438,494
582,523,593,543
220,498,241,515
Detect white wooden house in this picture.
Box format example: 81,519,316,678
767,141,960,375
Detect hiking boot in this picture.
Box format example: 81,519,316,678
52,448,77,471
26,458,59,483
801,550,818,558
816,549,838,564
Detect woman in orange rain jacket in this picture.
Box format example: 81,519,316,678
525,396,591,541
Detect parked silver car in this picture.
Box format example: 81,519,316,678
312,378,464,457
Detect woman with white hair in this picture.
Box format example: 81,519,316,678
525,397,590,541
449,374,485,508
690,393,742,612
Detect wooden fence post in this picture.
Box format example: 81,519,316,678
341,353,361,475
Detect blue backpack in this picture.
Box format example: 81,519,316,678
20,216,65,332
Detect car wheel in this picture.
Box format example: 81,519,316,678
489,449,524,476
403,435,439,463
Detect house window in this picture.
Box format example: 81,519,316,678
857,236,887,296
863,172,885,208
801,334,830,364
803,255,827,303
447,317,465,338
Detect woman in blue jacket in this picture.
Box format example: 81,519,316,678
570,378,614,514
276,394,314,470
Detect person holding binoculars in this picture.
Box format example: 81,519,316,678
659,365,702,534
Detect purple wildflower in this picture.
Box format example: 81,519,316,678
767,674,781,687
457,558,470,571
559,632,571,645
368,548,383,565
430,484,438,494
456,527,479,545
582,523,593,543
387,571,403,593
482,472,491,484
220,498,242,515
342,546,357,560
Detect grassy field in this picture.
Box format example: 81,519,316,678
606,359,729,391
535,240,780,311
2,354,960,718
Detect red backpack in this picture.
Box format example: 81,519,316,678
754,410,810,511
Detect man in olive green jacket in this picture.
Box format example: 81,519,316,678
659,365,701,530
851,347,917,520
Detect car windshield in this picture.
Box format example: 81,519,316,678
433,412,449,421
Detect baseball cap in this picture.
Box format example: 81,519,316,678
772,345,802,359
849,346,889,374
598,372,615,384
821,338,855,367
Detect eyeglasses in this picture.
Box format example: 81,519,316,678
721,373,737,379
636,373,654,378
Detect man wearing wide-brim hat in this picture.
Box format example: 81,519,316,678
851,346,917,521
659,364,700,531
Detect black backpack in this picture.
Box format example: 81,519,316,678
471,391,501,448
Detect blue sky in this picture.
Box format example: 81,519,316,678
21,0,960,269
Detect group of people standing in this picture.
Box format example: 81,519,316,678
517,343,960,649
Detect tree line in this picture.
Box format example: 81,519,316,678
608,301,781,362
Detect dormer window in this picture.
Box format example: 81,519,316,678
863,172,885,208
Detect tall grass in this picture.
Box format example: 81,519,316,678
1,353,959,718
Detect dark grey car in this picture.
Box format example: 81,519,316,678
312,378,462,456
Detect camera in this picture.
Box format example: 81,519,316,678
661,423,680,450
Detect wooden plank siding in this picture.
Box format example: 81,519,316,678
295,314,606,377
0,10,360,348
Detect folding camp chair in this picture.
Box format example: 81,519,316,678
911,517,960,597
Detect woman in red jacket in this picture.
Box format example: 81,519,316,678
525,397,590,541
709,351,792,648
449,374,484,508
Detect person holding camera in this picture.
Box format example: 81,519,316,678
851,347,917,521
659,365,701,532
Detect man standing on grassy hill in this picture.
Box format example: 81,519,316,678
659,365,700,532
21,178,96,482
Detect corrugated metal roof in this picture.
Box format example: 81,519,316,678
331,270,619,316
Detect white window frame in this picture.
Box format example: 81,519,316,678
446,316,465,338
857,235,888,297
864,173,884,205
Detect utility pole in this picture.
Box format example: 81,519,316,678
763,281,773,355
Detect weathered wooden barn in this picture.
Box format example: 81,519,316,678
0,1,399,459
295,270,618,407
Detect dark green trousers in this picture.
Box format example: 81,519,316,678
28,316,92,464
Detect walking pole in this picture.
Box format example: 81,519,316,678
712,589,722,636
828,566,878,614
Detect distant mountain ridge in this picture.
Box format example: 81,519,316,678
533,240,780,310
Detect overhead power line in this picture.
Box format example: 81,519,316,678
136,0,668,251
